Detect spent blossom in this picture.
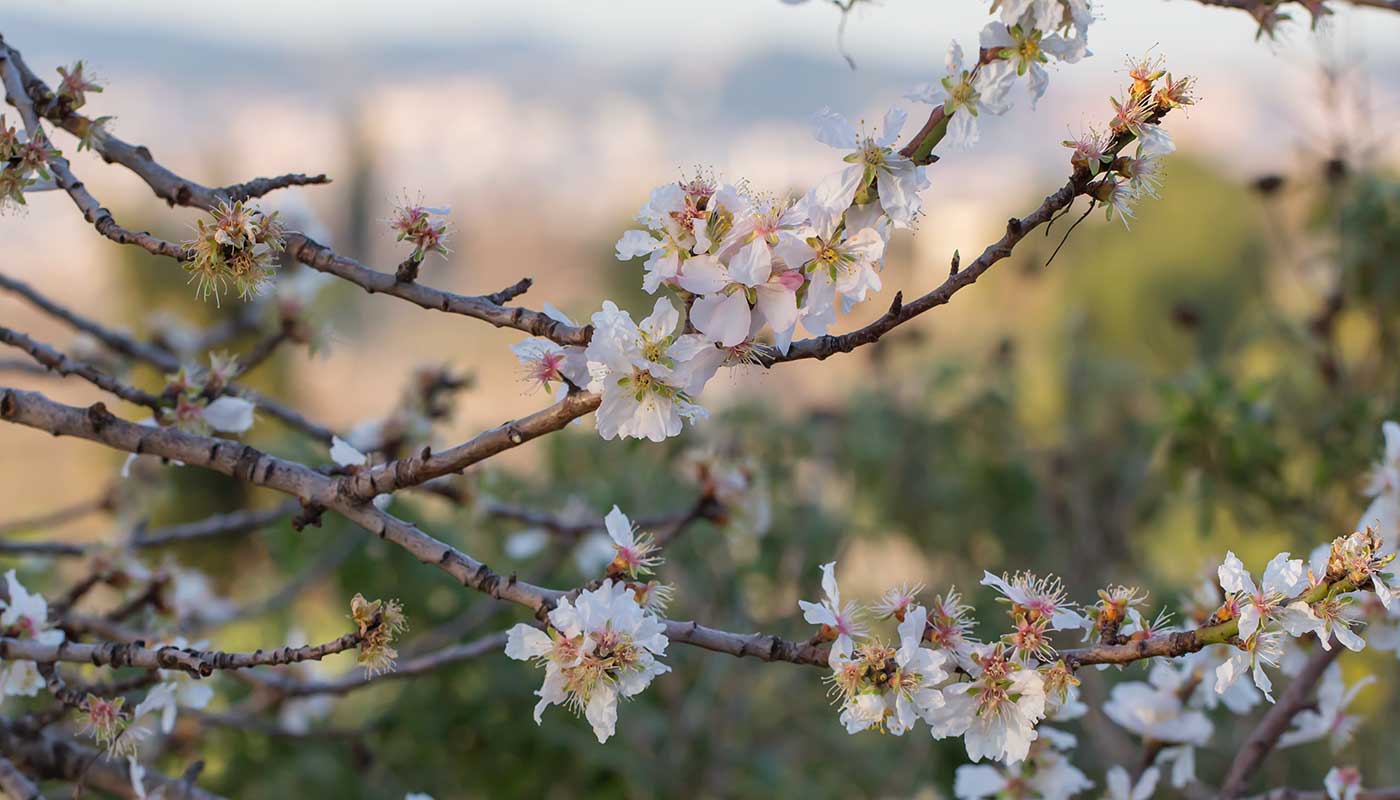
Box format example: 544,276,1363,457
183,200,285,304
350,593,408,676
56,60,103,109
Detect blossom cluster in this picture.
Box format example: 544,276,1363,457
781,427,1400,785
505,579,670,743
785,521,1396,793
504,2,1189,445
184,199,286,304
800,564,1097,764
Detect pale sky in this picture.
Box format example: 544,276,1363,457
16,0,1400,70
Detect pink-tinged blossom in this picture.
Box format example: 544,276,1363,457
511,305,590,395
602,506,661,580
1325,766,1363,800
1215,629,1284,703
505,580,669,743
981,570,1090,632
928,645,1047,765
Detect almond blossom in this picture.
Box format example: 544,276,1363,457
1326,767,1364,800
1215,628,1285,703
1359,420,1400,553
1104,765,1159,800
790,226,887,338
805,107,929,235
825,604,949,735
980,22,1082,104
330,437,392,510
904,42,1016,149
799,561,868,657
505,580,670,743
1216,550,1309,642
616,179,747,294
982,570,1090,634
1278,662,1374,752
0,570,65,697
511,304,590,395
1102,662,1213,746
925,587,982,671
602,506,660,580
585,298,716,442
929,644,1047,764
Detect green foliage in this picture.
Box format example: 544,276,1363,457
94,160,1400,798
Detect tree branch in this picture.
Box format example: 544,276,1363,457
0,622,370,677
0,325,164,410
0,718,225,800
1219,641,1343,798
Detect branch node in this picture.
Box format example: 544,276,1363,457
85,402,115,432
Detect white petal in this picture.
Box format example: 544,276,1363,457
330,436,368,467
728,240,774,288
690,292,752,349
202,396,255,433
615,230,661,260
604,505,633,549
504,624,553,660
809,107,859,149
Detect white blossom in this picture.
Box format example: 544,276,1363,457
1214,629,1284,703
0,570,65,697
201,395,255,434
805,106,929,234
1325,767,1363,800
798,561,867,657
1278,662,1375,751
904,42,1015,149
1104,765,1159,800
928,646,1046,765
1217,550,1308,641
1359,420,1400,553
505,579,669,743
1103,662,1213,745
586,298,716,442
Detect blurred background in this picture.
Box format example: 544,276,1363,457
2,1,1400,797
